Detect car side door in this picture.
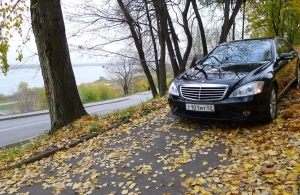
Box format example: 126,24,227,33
274,38,297,95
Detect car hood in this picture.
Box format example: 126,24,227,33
177,63,266,84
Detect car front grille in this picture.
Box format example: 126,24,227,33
180,84,228,101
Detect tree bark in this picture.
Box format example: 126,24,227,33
220,0,230,43
191,0,208,56
179,0,193,74
166,32,179,77
117,0,158,97
153,0,168,96
144,0,160,92
219,0,243,44
226,0,243,39
123,85,128,95
165,5,183,70
30,0,87,133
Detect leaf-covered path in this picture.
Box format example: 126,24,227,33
0,105,230,195
1,87,300,194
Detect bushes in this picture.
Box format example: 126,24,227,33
133,78,148,93
78,84,99,103
78,83,122,104
2,82,48,114
32,87,48,110
1,77,153,114
0,94,7,103
99,84,117,100
13,82,39,113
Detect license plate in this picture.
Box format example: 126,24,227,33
186,104,215,112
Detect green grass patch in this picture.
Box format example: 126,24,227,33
0,134,49,164
0,103,16,111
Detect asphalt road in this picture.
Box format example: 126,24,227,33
0,91,153,148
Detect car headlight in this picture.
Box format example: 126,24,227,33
168,82,179,96
229,81,264,98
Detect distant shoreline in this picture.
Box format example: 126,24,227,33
8,63,109,69
1,65,108,95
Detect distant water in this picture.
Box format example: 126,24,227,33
0,65,107,95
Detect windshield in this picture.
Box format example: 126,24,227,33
203,39,272,65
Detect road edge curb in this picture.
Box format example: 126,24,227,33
0,98,130,122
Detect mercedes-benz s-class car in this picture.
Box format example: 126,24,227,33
168,37,300,122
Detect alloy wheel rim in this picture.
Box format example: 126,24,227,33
270,89,277,118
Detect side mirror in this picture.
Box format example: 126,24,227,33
279,53,293,60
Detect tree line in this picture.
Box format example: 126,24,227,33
1,0,299,133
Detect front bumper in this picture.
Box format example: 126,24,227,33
168,93,268,122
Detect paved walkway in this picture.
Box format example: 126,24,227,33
0,107,229,195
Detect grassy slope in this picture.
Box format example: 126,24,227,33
0,104,15,111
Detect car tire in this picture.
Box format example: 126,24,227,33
264,85,277,122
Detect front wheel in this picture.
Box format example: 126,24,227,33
264,85,277,122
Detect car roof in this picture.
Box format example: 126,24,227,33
220,37,278,46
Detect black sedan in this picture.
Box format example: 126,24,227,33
168,37,300,122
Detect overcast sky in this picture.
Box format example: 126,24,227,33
7,0,247,66
7,0,111,66
7,34,107,66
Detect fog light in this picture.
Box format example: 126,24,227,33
243,110,250,116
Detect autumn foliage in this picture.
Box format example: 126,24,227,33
0,82,300,194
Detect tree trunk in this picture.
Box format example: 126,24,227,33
179,0,193,74
226,0,242,39
219,0,243,44
30,0,87,134
123,85,128,95
144,0,160,92
158,13,167,96
166,33,179,77
166,6,183,68
191,0,208,56
220,0,230,43
153,0,168,96
117,0,158,98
